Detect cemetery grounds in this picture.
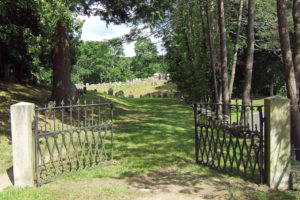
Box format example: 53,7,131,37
0,80,299,200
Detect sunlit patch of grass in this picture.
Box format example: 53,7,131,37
230,98,264,106
86,80,177,98
0,134,12,173
0,180,142,200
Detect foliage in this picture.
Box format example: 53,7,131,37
233,51,285,97
156,0,292,100
162,1,211,101
72,37,167,84
132,37,159,78
0,0,83,84
72,40,133,84
0,0,41,82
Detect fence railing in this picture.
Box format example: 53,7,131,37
34,99,113,186
194,102,265,183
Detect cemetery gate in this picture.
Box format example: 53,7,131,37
193,102,265,183
33,100,113,186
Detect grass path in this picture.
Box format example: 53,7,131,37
0,89,299,199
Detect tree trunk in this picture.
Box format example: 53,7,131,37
15,64,25,83
0,41,2,78
277,0,300,159
51,20,72,105
218,63,223,104
184,28,194,63
188,1,195,59
199,1,207,51
241,0,255,125
270,79,274,96
218,0,229,114
229,0,244,99
293,0,300,98
205,0,219,103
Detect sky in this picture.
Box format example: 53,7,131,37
78,15,164,57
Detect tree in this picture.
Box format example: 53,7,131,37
132,37,158,78
52,0,175,102
40,0,82,104
51,21,72,103
229,0,244,99
162,0,211,101
293,0,300,97
0,0,41,82
276,0,300,159
240,0,255,124
204,0,219,103
218,0,230,113
72,40,132,84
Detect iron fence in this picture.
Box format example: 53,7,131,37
193,101,265,183
34,99,113,186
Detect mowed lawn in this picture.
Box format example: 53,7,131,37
0,83,196,199
0,83,299,200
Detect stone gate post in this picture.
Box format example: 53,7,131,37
264,96,290,190
10,102,35,187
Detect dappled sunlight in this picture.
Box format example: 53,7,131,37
100,95,196,175
0,82,51,134
0,84,299,199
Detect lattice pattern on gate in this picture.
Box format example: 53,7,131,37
34,99,113,186
193,102,265,183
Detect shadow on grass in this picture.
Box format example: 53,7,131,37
79,91,195,175
0,82,51,137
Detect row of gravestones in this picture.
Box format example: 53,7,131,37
106,88,181,99
106,88,125,98
75,77,164,88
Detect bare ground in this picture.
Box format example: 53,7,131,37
127,166,269,200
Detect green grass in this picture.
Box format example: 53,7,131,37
0,82,299,199
0,90,198,199
0,82,50,173
87,79,176,98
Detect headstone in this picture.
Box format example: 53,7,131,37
174,92,180,98
128,95,134,98
108,88,114,95
163,93,168,98
115,90,124,98
144,93,151,98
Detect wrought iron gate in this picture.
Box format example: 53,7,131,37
34,100,113,186
193,102,265,183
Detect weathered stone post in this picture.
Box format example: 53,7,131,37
264,96,290,190
10,102,35,187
